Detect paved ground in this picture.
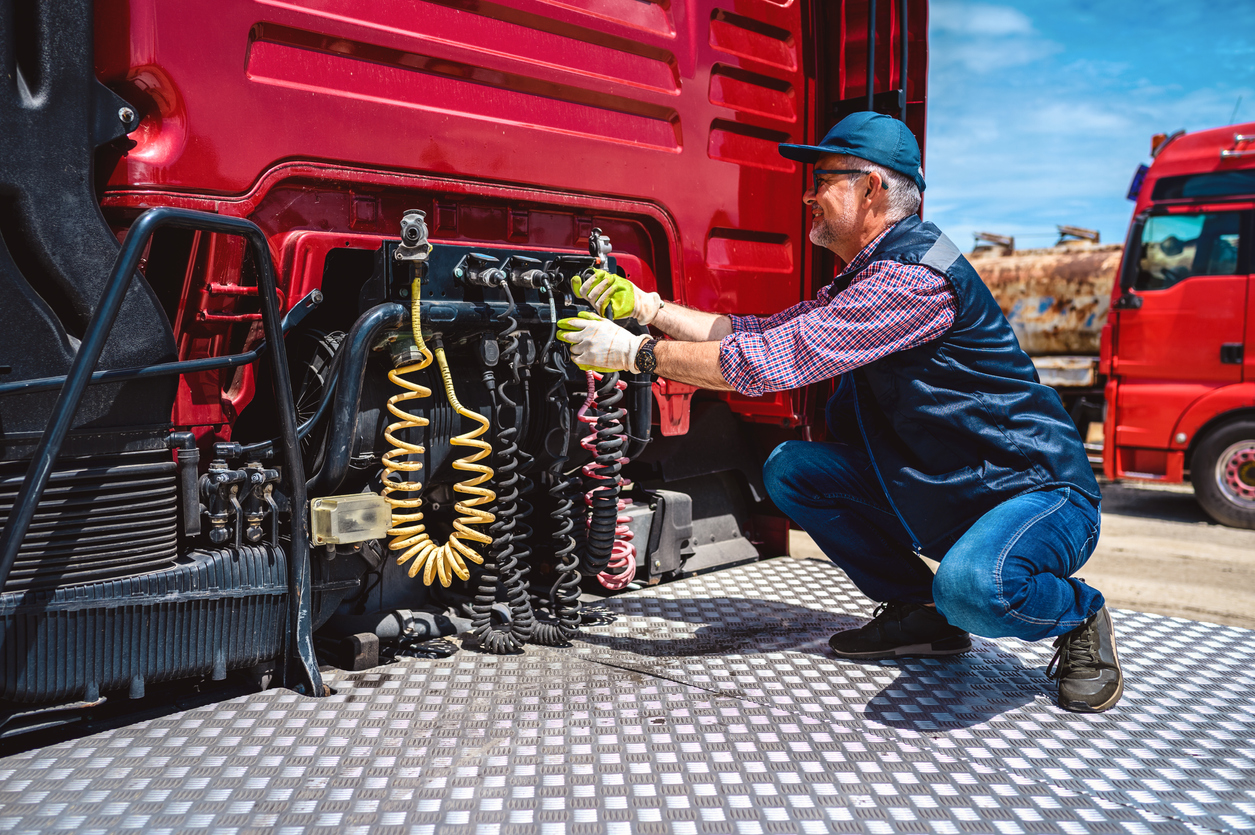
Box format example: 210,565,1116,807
790,480,1255,629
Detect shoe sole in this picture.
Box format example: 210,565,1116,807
830,641,973,660
1058,614,1124,713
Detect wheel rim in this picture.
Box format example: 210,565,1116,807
1214,440,1255,509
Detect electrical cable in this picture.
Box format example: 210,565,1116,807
509,293,540,642
382,277,495,587
538,291,558,367
578,371,635,588
471,281,535,653
530,281,583,645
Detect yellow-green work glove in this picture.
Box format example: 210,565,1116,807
571,269,663,325
557,311,650,374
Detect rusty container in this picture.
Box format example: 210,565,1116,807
969,243,1122,356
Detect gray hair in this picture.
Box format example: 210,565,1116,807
828,154,922,223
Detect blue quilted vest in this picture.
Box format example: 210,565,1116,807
825,216,1100,556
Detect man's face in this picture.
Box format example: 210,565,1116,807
804,153,865,251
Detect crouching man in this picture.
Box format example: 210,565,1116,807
558,112,1121,713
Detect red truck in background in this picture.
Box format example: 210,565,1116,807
0,0,926,722
1103,122,1255,528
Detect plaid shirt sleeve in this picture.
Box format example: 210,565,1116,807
718,260,957,397
727,282,841,335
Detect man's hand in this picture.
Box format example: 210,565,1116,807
557,311,650,373
571,269,662,325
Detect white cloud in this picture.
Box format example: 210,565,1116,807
940,39,1062,73
931,2,1035,37
924,3,1255,248
930,1,1062,74
1023,102,1132,135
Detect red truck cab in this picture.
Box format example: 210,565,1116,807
1102,122,1255,526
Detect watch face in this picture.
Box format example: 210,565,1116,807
637,340,657,374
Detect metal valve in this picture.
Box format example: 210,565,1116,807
506,255,553,289
455,252,507,287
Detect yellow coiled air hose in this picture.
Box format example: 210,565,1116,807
382,277,496,587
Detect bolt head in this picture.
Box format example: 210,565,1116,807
118,106,136,124
1175,432,1188,444
454,267,464,278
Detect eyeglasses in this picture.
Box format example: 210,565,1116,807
811,168,890,193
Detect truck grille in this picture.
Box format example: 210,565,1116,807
0,449,180,592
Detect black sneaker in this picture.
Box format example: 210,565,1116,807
829,601,972,659
1047,607,1124,713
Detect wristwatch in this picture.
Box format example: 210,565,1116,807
634,337,659,375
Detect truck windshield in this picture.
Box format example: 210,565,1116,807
1134,212,1243,290
1151,170,1255,200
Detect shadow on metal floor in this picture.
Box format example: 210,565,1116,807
0,557,1251,834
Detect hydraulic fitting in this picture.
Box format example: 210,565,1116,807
507,255,554,289
241,462,280,544
455,252,507,288
201,456,248,546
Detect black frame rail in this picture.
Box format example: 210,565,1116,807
0,206,323,697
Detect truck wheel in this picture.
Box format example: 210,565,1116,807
1193,420,1255,529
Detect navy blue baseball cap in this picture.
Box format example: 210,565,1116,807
779,112,925,192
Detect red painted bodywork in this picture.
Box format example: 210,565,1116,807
1103,122,1255,482
92,0,928,446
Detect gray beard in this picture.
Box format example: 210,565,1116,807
809,217,838,249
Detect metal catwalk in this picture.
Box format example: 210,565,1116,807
0,556,1251,834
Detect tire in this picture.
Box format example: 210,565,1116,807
1192,419,1255,529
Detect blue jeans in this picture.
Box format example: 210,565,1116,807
764,440,1105,642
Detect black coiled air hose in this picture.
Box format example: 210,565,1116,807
583,371,627,575
530,338,583,645
511,327,537,607
513,447,536,610
469,285,535,653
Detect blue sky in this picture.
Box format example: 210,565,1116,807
924,1,1255,250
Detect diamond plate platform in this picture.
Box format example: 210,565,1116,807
1,556,1253,834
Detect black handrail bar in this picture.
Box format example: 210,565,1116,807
0,289,322,398
0,207,323,696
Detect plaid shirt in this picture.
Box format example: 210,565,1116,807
718,223,958,397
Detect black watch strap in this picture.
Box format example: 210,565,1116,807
635,337,659,375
